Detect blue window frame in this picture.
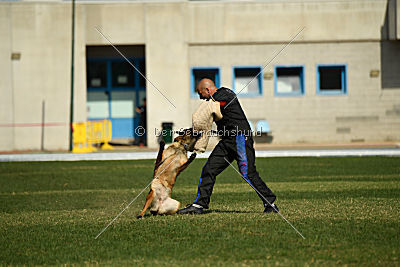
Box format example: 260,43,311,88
87,57,146,139
232,66,263,96
274,65,305,97
317,64,347,95
190,67,220,98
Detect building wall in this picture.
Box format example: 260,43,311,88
0,3,72,151
0,5,14,151
0,0,399,151
187,0,388,43
189,41,400,144
398,0,400,39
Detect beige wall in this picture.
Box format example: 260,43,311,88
188,0,388,43
189,41,400,144
0,5,14,151
0,3,71,151
144,3,191,148
398,0,400,39
0,0,399,151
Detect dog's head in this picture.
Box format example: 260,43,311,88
174,128,202,152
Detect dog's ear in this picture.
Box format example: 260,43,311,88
176,128,192,136
182,128,192,137
174,135,183,142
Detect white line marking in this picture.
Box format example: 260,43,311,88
1,149,399,162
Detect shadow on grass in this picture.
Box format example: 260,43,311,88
204,209,255,214
137,210,254,219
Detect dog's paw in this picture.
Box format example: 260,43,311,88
189,153,197,161
136,215,143,219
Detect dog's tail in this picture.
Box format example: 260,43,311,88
153,140,165,176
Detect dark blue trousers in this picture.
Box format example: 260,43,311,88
194,135,276,209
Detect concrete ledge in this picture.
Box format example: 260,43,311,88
0,148,399,162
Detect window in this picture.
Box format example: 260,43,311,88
87,61,107,88
111,61,135,88
317,65,347,95
274,66,304,96
87,91,109,119
191,67,220,97
138,59,146,88
233,66,262,96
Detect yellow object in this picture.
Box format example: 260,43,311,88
72,120,113,153
72,122,94,153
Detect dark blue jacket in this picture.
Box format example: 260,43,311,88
211,87,251,138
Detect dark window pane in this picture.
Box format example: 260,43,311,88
277,67,302,77
112,61,135,88
193,69,218,93
138,60,146,88
87,61,107,88
319,67,343,90
276,67,303,94
234,68,259,77
234,68,261,94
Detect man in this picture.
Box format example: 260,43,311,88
177,78,278,214
135,98,147,147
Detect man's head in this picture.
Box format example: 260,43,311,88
197,78,218,100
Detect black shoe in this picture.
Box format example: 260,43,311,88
177,204,204,215
264,203,279,213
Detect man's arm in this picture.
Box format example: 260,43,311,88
212,88,236,109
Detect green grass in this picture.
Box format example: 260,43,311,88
0,157,399,266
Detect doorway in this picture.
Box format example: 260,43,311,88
86,45,146,140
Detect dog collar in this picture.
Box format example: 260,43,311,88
179,141,189,151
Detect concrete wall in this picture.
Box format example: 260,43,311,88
0,0,399,151
398,0,400,39
0,5,14,151
144,3,190,148
0,3,71,151
188,0,388,43
189,41,400,144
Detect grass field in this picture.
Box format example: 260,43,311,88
0,156,399,266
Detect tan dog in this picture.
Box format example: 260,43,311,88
137,129,199,218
